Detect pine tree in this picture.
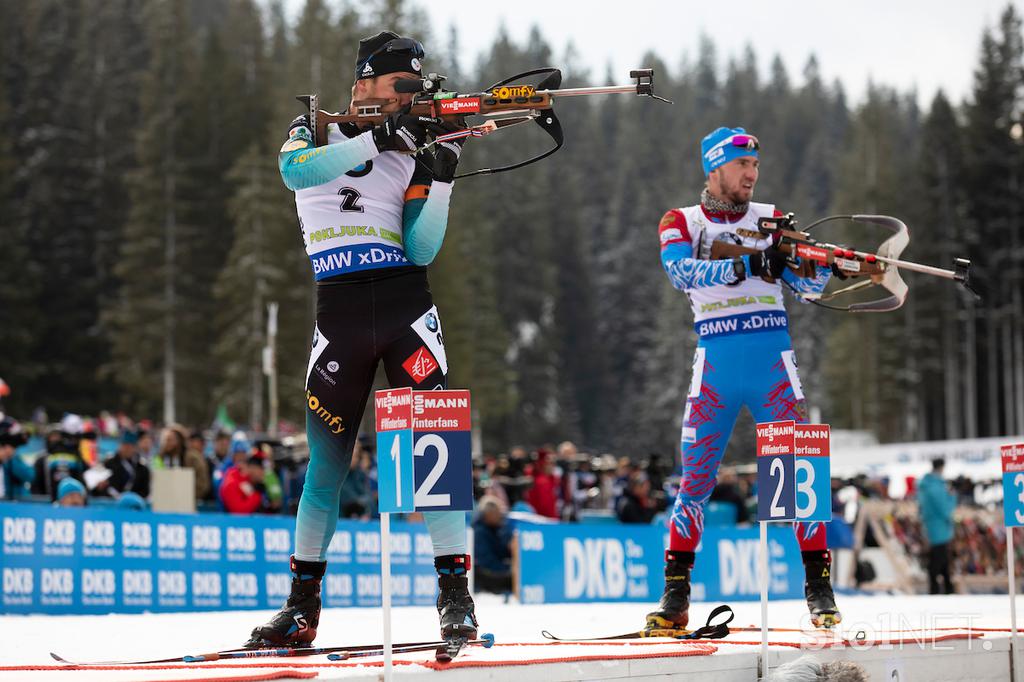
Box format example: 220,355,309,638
963,6,1024,437
916,92,970,439
104,0,201,423
2,0,110,415
0,1,43,415
827,86,924,440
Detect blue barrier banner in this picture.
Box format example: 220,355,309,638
517,521,803,604
0,503,436,614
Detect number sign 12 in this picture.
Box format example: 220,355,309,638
756,420,796,522
1001,443,1024,528
410,390,474,512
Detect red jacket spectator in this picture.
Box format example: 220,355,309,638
219,455,266,514
525,450,560,519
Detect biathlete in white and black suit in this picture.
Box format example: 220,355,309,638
245,31,478,650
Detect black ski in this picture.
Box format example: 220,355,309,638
325,634,494,662
541,604,734,642
50,633,495,666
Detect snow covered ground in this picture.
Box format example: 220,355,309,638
0,593,1020,680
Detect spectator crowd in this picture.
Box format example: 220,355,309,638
2,409,1019,596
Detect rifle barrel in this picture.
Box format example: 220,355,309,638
868,253,958,280
540,84,643,98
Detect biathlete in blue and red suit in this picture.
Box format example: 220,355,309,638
645,126,841,631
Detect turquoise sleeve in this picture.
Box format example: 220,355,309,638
402,181,453,266
279,130,380,191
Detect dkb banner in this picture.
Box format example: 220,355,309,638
517,521,803,604
0,503,437,614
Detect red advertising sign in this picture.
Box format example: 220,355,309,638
794,424,830,456
437,97,481,115
1002,443,1024,474
412,390,471,432
795,244,830,264
755,420,795,457
374,387,412,432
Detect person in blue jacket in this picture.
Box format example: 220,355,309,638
0,415,34,500
917,458,958,594
472,496,514,593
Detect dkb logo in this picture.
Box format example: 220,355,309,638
263,529,290,555
192,572,222,597
158,571,187,597
718,539,761,596
356,531,379,555
3,518,35,547
41,569,73,595
122,523,152,549
357,574,381,597
227,528,256,553
3,568,33,594
328,530,352,556
123,571,153,596
82,569,116,596
43,519,75,546
563,538,626,600
83,521,115,547
158,524,186,550
192,526,222,552
325,574,353,597
228,573,257,597
266,573,291,599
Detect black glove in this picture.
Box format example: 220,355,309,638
830,262,849,280
748,246,789,280
427,120,468,183
372,110,438,153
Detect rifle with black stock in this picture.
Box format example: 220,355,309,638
297,68,670,178
708,213,977,312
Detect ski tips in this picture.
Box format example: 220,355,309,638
49,652,68,664
481,632,495,648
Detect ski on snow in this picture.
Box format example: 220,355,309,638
50,632,495,666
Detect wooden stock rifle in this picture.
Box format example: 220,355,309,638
708,213,976,312
297,68,670,178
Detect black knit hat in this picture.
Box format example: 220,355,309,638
355,31,424,80
0,415,28,447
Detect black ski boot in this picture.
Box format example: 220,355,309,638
244,556,326,648
645,550,694,632
435,554,478,656
803,550,841,629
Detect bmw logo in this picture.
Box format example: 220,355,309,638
425,313,438,332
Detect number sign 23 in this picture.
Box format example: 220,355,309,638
1001,444,1024,528
756,421,796,522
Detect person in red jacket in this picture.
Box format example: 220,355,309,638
220,452,268,514
524,449,561,519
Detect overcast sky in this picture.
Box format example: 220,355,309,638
411,0,1023,106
